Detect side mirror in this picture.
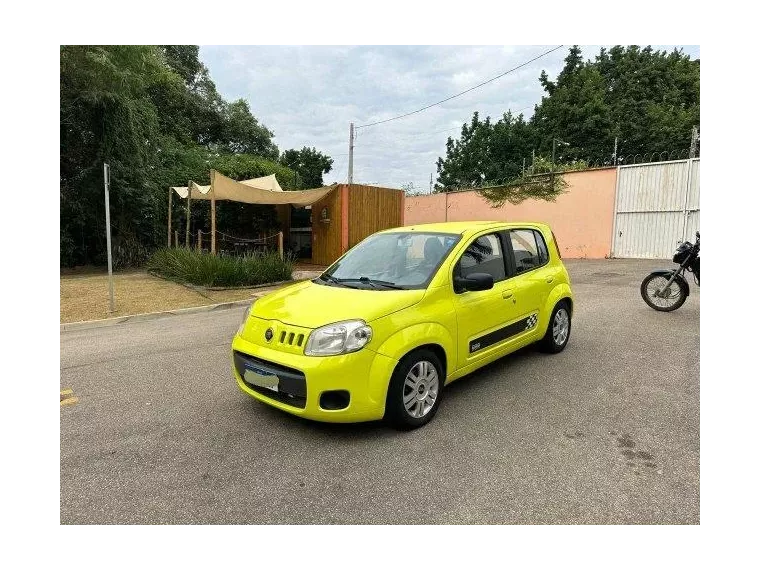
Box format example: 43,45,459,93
454,272,494,292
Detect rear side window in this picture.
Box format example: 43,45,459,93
509,229,549,274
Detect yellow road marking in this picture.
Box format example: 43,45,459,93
60,397,79,407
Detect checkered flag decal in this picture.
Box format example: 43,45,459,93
525,314,538,330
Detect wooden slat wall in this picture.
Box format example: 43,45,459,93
347,185,404,248
311,188,342,266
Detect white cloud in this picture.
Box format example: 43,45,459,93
200,44,700,192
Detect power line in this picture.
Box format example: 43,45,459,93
355,45,564,129
366,105,538,142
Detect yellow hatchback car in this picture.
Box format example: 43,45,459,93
232,221,573,429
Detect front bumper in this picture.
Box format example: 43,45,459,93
231,334,398,423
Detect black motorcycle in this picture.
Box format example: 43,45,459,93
640,231,700,312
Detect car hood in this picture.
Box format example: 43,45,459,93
251,280,425,329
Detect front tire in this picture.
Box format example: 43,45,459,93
640,273,687,312
384,349,444,430
539,301,571,353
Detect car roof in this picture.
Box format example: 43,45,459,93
380,221,551,237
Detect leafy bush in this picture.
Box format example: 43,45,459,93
147,248,293,287
113,236,152,270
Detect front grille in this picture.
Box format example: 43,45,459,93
234,351,307,409
278,329,305,348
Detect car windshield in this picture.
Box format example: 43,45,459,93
320,232,460,290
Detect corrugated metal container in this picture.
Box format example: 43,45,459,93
612,159,700,259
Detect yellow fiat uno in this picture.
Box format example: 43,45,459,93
232,222,573,429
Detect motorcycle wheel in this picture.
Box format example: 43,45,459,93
640,273,688,312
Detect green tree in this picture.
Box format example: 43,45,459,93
211,153,297,188
593,45,699,155
60,45,169,267
532,56,614,159
60,45,287,267
280,147,334,188
435,111,538,191
219,99,279,159
532,45,699,159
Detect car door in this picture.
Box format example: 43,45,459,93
451,232,522,369
502,228,557,337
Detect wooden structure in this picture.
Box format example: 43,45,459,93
275,184,405,266
169,174,404,266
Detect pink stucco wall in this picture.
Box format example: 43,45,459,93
404,168,618,258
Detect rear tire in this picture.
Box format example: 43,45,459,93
539,301,571,353
384,349,444,430
640,273,687,312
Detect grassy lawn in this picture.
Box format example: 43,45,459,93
60,270,283,323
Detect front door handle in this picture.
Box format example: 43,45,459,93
502,289,514,299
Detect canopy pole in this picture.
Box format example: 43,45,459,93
167,187,173,247
211,171,217,255
185,181,192,249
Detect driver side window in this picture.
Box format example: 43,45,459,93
454,233,506,282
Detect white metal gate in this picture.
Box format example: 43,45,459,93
611,158,700,259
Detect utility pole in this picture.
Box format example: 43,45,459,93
103,163,115,314
612,137,618,165
689,126,699,158
348,122,355,184
429,173,433,194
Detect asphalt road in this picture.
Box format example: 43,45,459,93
60,259,699,524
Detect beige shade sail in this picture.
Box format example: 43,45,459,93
172,180,211,200
239,173,284,193
171,171,335,206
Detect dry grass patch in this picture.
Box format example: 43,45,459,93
60,271,280,323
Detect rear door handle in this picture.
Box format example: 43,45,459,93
502,289,514,299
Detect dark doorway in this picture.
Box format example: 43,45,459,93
289,205,312,261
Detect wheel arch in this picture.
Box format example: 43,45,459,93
398,343,447,379
541,283,574,335
374,322,455,379
560,296,573,317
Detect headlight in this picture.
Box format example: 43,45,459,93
305,320,372,356
236,301,255,335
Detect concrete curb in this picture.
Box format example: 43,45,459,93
60,298,256,333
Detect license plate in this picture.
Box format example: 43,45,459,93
243,367,280,392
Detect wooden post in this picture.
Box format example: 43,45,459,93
167,188,173,247
197,229,202,252
174,230,179,248
210,171,217,255
185,182,191,249
278,231,284,260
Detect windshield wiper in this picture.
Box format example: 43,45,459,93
316,274,361,289
349,276,406,290
318,274,340,284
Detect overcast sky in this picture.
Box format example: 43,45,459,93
199,45,700,192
